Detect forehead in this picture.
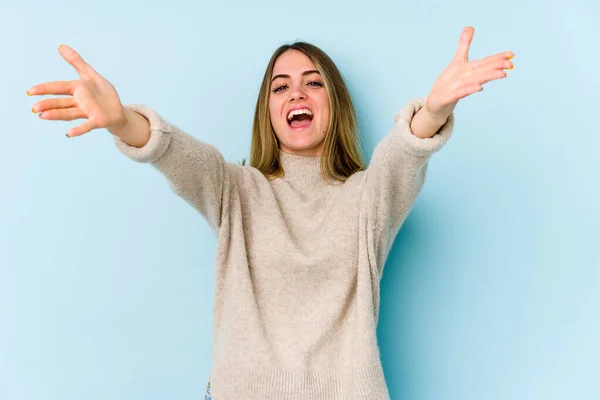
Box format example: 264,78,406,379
272,50,317,76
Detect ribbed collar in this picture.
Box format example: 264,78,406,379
278,150,333,186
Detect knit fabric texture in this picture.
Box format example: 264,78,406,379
114,97,454,399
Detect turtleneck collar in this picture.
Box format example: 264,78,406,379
278,150,334,186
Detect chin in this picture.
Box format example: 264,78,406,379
275,121,326,155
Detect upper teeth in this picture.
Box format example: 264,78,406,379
287,108,313,120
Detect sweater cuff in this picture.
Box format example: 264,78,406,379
113,104,173,163
393,97,454,157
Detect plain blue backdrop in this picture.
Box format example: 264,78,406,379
1,0,599,399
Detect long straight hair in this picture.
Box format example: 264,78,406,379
248,42,365,183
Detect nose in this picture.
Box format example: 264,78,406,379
288,83,307,102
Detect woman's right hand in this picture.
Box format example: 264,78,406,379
28,44,128,138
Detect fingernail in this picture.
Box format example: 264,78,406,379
508,54,515,60
26,90,31,96
31,107,35,113
507,65,514,70
66,133,71,138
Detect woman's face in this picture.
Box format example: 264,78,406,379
269,50,330,157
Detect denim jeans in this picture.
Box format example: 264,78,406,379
204,381,212,400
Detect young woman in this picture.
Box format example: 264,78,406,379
28,26,513,400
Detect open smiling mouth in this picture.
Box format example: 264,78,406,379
287,109,314,131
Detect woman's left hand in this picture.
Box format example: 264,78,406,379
425,26,514,121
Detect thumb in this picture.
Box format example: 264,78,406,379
455,26,475,62
58,44,98,78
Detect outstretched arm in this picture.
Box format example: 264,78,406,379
28,45,234,234
366,26,514,275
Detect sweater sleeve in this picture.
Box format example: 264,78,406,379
113,104,234,233
365,97,454,276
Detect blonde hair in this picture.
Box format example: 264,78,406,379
246,42,365,183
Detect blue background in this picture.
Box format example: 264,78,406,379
1,0,599,399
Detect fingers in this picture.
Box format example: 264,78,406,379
476,68,508,85
32,97,76,113
448,67,507,103
443,83,483,105
453,69,506,99
474,58,513,71
460,84,484,99
67,120,96,138
38,107,86,121
32,97,96,138
455,26,475,62
463,51,514,89
58,44,98,78
27,80,78,96
471,52,515,70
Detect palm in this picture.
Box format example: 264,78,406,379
28,45,126,137
73,72,122,128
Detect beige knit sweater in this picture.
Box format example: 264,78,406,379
114,97,454,399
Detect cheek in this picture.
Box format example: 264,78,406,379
268,101,285,142
269,99,283,125
319,103,330,132
317,94,330,122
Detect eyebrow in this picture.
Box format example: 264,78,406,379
271,70,321,83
